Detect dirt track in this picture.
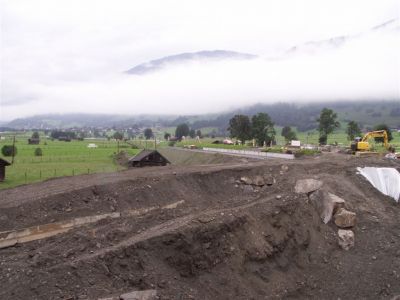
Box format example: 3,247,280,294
0,152,400,299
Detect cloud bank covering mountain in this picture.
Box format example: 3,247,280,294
1,0,399,121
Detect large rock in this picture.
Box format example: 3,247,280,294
263,174,276,186
295,179,323,194
240,176,253,185
120,290,157,300
240,175,267,186
253,175,265,186
338,229,354,250
334,208,356,228
309,191,346,224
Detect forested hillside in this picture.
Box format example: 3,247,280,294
5,100,399,131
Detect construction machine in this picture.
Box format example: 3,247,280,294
350,130,389,153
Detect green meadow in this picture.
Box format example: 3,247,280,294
1,128,399,189
0,133,141,189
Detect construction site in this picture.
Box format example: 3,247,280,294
0,148,399,300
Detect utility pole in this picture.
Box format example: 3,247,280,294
117,140,119,154
11,135,16,164
154,136,157,150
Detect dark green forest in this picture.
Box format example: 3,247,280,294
4,100,399,132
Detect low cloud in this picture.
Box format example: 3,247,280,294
1,1,399,120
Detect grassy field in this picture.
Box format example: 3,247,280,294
0,134,141,189
1,128,399,190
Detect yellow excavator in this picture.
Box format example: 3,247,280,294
350,130,389,153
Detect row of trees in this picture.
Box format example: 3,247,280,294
228,108,394,146
113,128,154,140
228,113,276,146
228,113,298,146
113,125,204,142
171,124,202,140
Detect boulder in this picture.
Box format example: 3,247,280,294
253,175,265,186
328,193,346,214
242,185,254,194
309,191,346,224
334,208,356,228
295,179,323,194
120,290,157,300
263,174,276,186
240,176,253,185
338,229,354,250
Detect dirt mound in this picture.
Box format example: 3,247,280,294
0,154,399,299
114,151,131,167
159,148,252,165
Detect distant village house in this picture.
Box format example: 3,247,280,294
58,137,72,142
28,138,40,145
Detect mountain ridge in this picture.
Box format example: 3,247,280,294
126,50,258,75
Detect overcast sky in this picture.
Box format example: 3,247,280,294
1,0,399,121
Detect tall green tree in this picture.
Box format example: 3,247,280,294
373,124,393,144
144,128,153,140
31,131,40,139
346,121,361,141
317,108,340,145
251,113,275,146
164,132,171,140
189,129,196,138
34,147,43,156
281,126,297,142
196,130,202,138
113,131,124,140
175,123,190,140
1,145,17,157
228,114,252,144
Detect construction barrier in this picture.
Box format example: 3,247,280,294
202,148,295,160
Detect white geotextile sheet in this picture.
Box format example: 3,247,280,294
357,167,400,202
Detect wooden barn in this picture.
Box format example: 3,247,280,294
28,138,40,145
129,150,170,167
0,158,11,182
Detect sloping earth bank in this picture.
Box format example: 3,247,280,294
0,154,399,299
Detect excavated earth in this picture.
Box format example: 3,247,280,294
0,152,399,300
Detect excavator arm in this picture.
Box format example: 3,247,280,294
352,130,389,152
360,130,389,149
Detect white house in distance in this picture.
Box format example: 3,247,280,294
87,143,98,148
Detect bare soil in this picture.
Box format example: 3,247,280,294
0,152,399,300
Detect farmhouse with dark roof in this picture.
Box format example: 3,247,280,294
129,150,170,167
0,158,11,182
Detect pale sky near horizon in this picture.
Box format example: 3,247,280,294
1,0,399,121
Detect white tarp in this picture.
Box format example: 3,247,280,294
357,167,400,202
